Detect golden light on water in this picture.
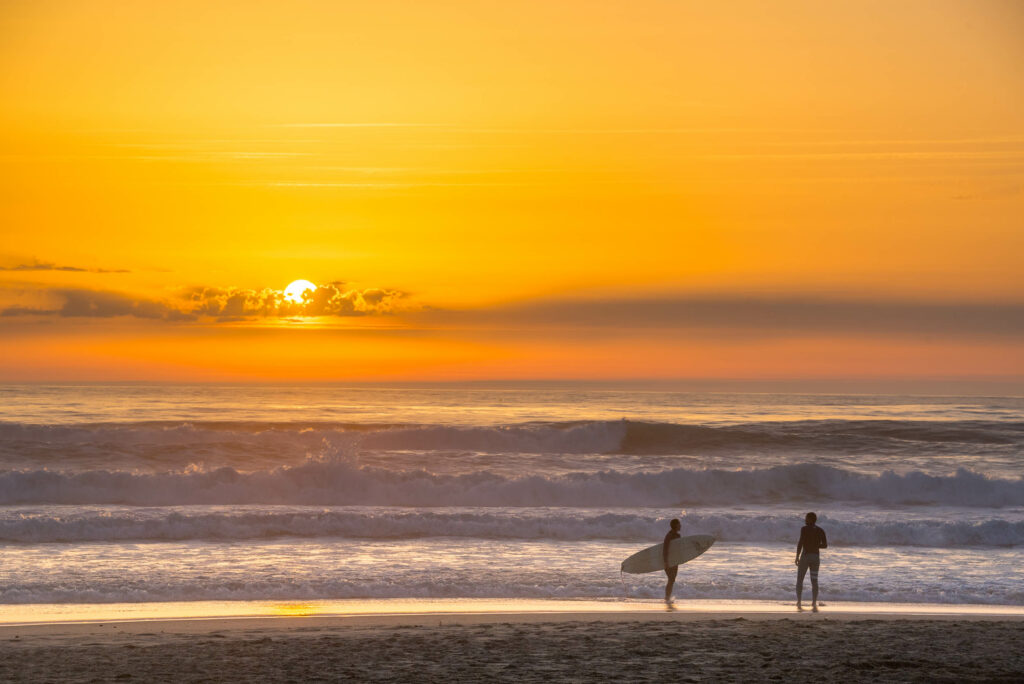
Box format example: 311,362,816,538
270,602,320,617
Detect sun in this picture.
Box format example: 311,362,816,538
283,279,316,304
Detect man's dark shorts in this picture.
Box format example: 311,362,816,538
798,553,820,575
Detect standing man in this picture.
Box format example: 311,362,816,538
795,512,828,612
663,518,682,604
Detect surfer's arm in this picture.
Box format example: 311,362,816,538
819,528,828,549
795,534,803,564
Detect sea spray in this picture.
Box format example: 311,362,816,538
0,461,1020,507
0,506,1019,546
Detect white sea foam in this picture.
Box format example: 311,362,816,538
2,418,1020,464
0,506,1019,547
0,537,1019,605
0,389,1021,609
0,460,1020,508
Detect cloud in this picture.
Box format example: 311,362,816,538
0,289,194,321
273,123,445,128
0,260,130,273
0,283,408,322
420,295,1024,340
0,306,56,317
5,287,1019,342
184,283,406,320
700,151,1024,162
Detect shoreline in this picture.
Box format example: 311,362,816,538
2,606,1021,683
2,598,1022,633
3,610,1023,644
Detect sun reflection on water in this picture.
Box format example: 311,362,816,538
269,602,320,617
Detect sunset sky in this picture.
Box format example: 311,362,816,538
1,0,1022,382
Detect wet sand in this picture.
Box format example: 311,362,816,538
1,604,1022,683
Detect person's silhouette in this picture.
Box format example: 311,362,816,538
795,512,828,612
663,518,681,604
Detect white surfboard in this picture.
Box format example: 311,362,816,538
620,534,715,574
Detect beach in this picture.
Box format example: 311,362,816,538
1,387,1020,609
4,0,1023,678
2,607,1022,683
0,386,1021,681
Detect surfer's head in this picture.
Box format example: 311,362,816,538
670,519,681,531
805,512,817,525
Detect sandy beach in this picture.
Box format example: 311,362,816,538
4,0,1024,675
1,603,1022,683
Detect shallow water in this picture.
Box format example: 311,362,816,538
0,385,1020,606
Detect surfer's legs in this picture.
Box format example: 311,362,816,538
796,557,807,606
807,554,821,606
664,565,679,602
797,553,820,609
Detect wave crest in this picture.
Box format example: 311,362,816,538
0,462,1020,508
2,418,1020,462
1,507,1019,546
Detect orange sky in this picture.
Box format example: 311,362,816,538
1,0,1022,382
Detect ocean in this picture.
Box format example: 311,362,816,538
0,384,1021,608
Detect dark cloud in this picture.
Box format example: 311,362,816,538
0,306,58,317
5,287,1018,341
184,284,406,320
421,295,1024,339
2,289,194,321
0,260,130,273
0,284,407,322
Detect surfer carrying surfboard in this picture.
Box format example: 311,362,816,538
620,526,714,601
663,519,682,603
795,512,828,612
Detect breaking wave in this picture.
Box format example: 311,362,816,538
1,506,1019,547
0,461,1020,508
1,419,1021,474
3,419,1022,454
